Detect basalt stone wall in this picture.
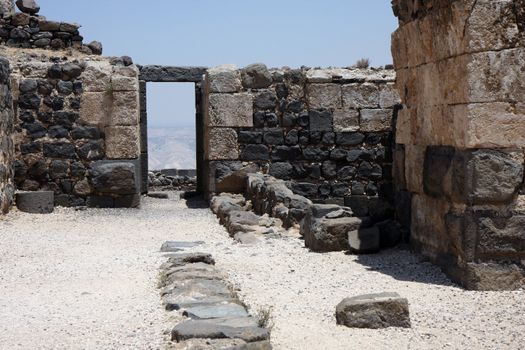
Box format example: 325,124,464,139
392,0,525,290
0,11,102,54
9,51,141,207
203,64,400,219
0,56,14,213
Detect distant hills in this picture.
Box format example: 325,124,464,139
148,127,196,170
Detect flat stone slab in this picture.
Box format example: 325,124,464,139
16,191,54,214
160,241,205,252
148,192,169,199
171,317,269,343
227,341,273,350
163,296,239,312
336,292,411,329
183,302,249,319
160,253,215,269
161,278,233,299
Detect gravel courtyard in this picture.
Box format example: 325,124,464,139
0,193,524,350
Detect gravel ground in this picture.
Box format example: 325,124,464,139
0,193,524,350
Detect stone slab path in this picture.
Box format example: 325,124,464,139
0,193,524,349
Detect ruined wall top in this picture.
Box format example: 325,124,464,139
0,0,103,55
392,0,459,25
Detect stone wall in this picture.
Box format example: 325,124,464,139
0,56,14,213
8,50,141,207
392,0,525,290
0,9,102,54
202,64,400,218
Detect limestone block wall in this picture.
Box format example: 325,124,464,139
8,49,141,207
0,56,14,213
392,0,525,290
203,64,400,223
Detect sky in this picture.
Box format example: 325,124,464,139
38,0,398,127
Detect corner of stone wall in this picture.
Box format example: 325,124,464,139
392,0,525,290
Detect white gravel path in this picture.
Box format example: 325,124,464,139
0,193,524,350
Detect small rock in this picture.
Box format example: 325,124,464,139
87,40,103,55
335,292,411,329
15,0,40,14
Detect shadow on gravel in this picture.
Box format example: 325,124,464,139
353,248,457,287
182,192,209,209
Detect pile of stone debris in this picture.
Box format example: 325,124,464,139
148,169,196,191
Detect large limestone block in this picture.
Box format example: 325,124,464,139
333,109,359,132
110,91,139,126
208,93,253,127
468,48,525,104
379,83,401,108
307,83,342,109
465,102,525,148
207,65,242,93
105,126,139,159
360,109,392,132
81,62,112,92
111,76,139,91
207,128,239,160
342,83,379,109
80,92,111,126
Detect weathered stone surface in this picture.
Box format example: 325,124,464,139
462,262,525,291
307,83,341,109
183,302,249,320
110,91,139,126
105,126,139,159
139,66,207,82
335,292,411,329
15,0,39,14
171,317,269,343
379,83,400,108
348,226,380,254
16,191,53,214
241,63,272,89
360,109,392,132
333,109,359,132
90,161,137,195
208,65,242,93
208,128,239,160
163,253,215,269
0,0,14,17
342,83,379,108
81,63,112,92
160,241,204,253
209,93,253,127
304,216,370,252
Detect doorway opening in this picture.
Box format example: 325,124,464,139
138,66,207,195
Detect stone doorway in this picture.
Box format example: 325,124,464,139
138,66,207,194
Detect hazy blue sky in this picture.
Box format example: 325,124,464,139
39,0,398,127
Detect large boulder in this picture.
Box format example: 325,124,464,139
15,0,39,14
304,215,370,252
336,292,411,329
90,161,137,195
